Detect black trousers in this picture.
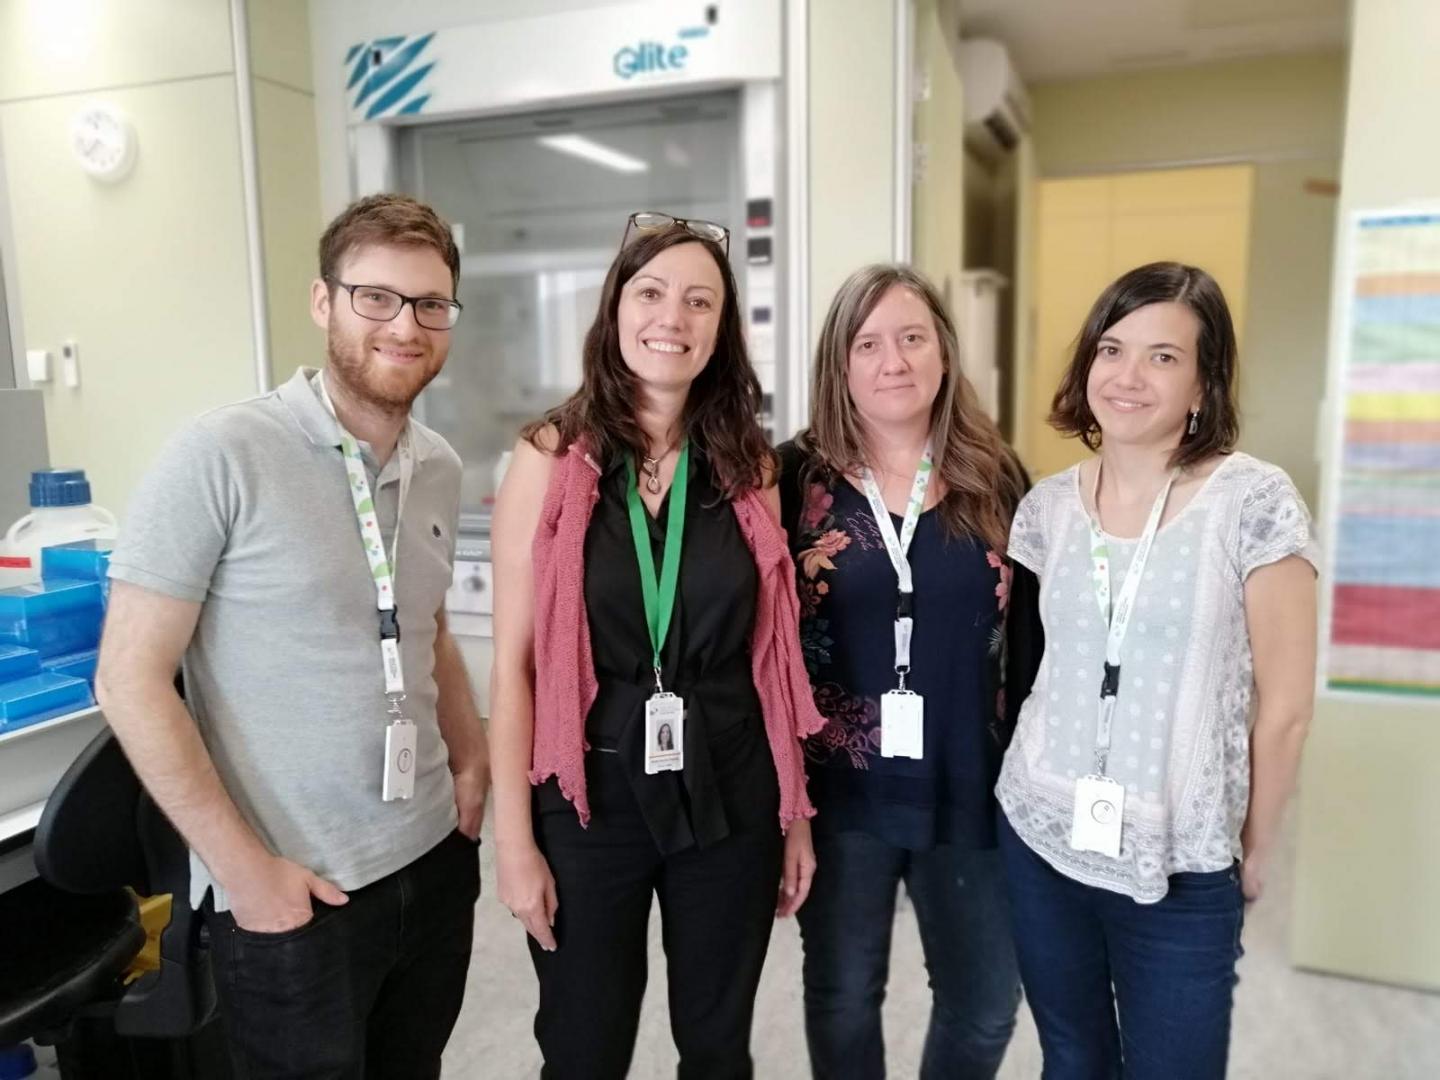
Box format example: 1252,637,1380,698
203,829,481,1080
529,749,783,1080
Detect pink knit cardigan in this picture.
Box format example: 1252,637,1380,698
529,441,826,831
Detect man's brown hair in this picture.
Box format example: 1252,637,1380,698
318,193,461,296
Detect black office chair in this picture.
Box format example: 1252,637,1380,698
0,875,143,1045
0,725,225,1077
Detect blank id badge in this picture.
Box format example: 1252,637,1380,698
880,690,924,759
382,717,417,802
1070,774,1125,857
645,692,685,775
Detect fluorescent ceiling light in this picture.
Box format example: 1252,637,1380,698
536,134,649,174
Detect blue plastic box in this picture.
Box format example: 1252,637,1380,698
0,644,41,682
0,1043,38,1080
42,540,113,584
41,647,98,684
0,579,104,658
0,671,94,731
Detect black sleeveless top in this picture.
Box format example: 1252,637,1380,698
536,445,777,854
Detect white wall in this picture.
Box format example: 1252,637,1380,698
0,142,20,389
911,0,965,310
1291,0,1440,993
807,0,898,341
0,0,334,514
0,0,256,513
250,0,324,387
1009,137,1037,450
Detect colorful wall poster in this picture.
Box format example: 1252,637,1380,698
1325,210,1440,698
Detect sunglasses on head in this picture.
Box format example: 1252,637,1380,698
621,211,730,255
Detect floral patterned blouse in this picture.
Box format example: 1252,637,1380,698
778,442,1043,850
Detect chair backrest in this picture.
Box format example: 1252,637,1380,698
33,727,147,893
32,725,216,1038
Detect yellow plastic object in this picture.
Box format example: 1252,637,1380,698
122,890,173,985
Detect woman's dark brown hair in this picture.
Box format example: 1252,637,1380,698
1049,261,1240,469
522,224,771,497
795,264,1026,554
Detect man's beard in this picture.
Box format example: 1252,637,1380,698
326,328,439,414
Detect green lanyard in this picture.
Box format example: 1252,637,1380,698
625,439,690,692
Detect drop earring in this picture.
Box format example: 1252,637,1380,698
1187,410,1199,435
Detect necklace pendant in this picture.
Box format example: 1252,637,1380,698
641,454,664,495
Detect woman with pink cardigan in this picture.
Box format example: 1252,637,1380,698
488,213,824,1078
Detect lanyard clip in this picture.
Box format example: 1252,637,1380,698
653,664,664,694
379,607,401,641
1101,661,1121,698
896,590,914,620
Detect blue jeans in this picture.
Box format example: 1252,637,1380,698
997,811,1245,1080
797,829,1022,1079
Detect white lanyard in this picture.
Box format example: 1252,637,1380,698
1086,461,1178,774
859,440,934,682
316,371,415,704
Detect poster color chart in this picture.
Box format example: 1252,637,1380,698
1326,210,1440,699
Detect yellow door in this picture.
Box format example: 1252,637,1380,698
1023,164,1253,479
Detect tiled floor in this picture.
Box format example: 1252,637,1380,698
443,812,1440,1078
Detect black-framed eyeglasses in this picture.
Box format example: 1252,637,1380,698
621,211,730,255
328,279,463,331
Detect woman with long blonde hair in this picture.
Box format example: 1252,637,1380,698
778,264,1041,1078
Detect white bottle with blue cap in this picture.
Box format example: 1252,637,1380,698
0,470,117,588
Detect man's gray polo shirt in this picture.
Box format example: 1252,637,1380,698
109,367,462,910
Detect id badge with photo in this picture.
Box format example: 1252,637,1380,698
1069,774,1125,858
880,690,924,759
644,692,685,775
382,717,417,802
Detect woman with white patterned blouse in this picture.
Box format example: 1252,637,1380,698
996,262,1319,1080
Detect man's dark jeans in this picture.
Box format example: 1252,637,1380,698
203,829,480,1080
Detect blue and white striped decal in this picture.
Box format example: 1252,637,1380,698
345,33,436,120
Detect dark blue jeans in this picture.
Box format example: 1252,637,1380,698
797,828,1022,1079
997,811,1245,1080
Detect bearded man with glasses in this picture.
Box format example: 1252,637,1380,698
96,193,488,1079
